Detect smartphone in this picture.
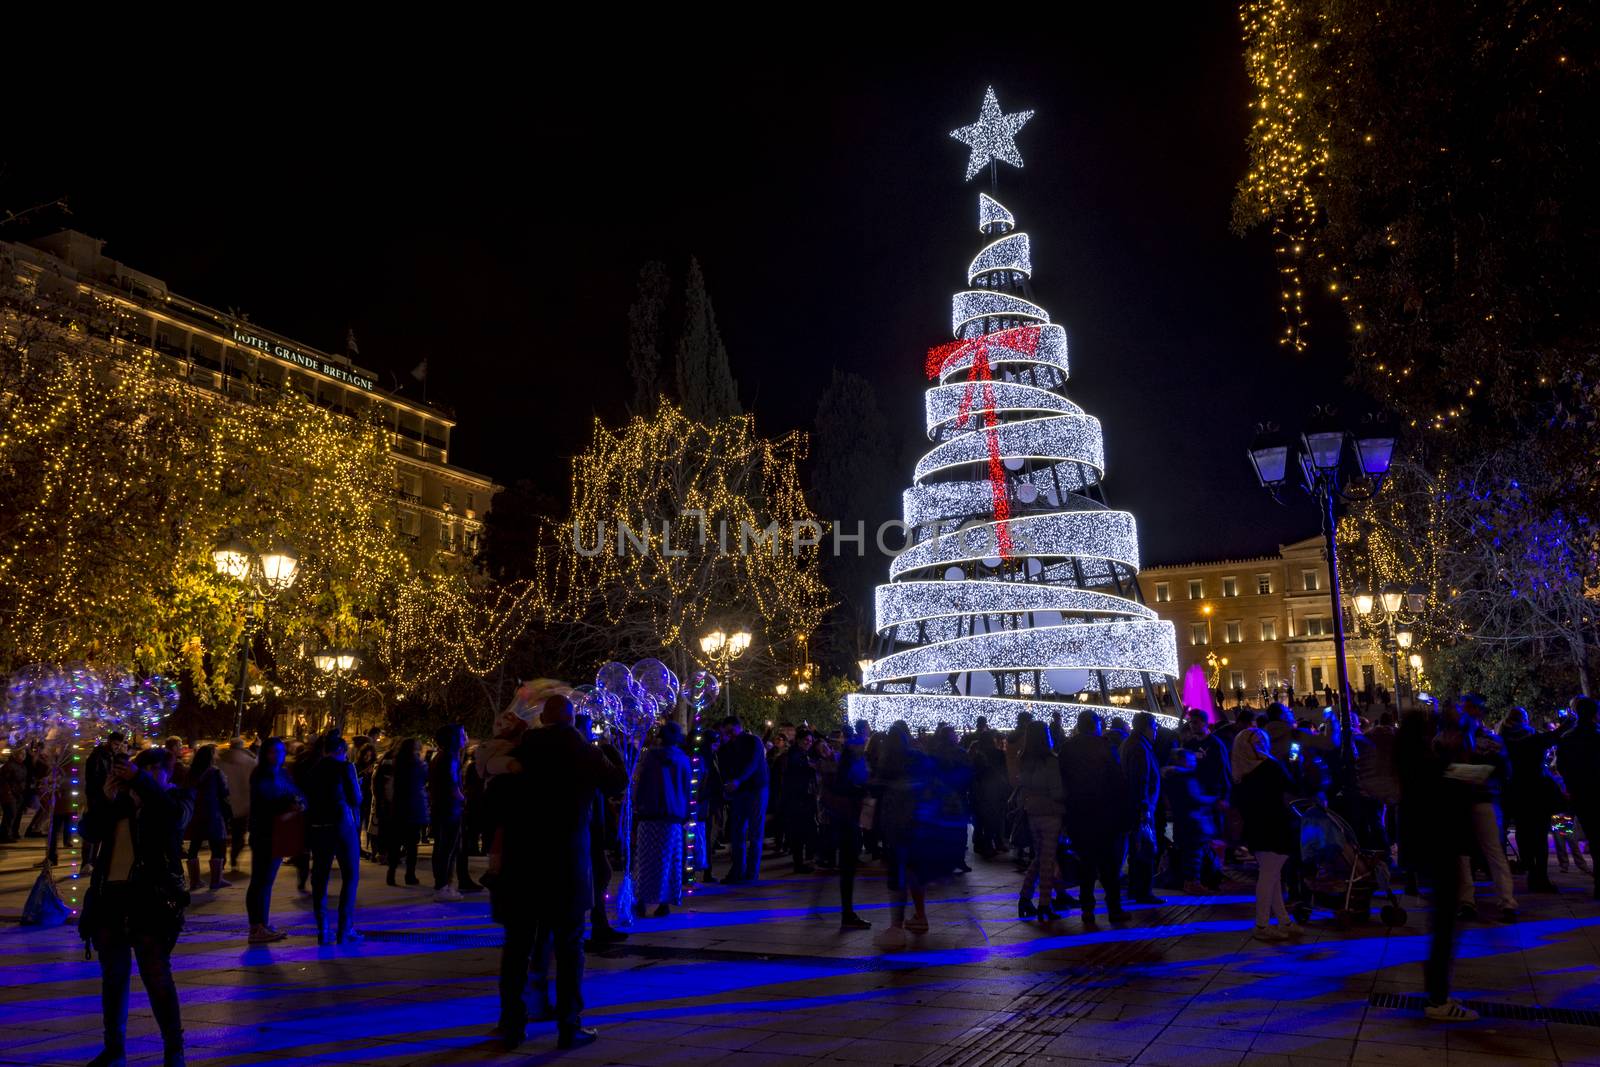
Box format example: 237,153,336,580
1289,742,1301,761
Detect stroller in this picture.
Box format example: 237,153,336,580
1288,798,1407,928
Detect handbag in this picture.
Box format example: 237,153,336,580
22,869,70,927
271,809,306,858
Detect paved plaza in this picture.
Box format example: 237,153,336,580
2,837,1599,1067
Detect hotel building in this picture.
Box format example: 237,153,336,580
3,230,496,558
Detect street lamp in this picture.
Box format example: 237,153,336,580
1248,409,1396,791
314,646,361,733
1353,580,1427,708
700,626,753,721
775,683,789,696
213,534,299,737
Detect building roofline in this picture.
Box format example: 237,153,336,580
1141,533,1323,572
1142,554,1284,571
6,231,458,426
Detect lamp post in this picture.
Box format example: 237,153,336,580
314,647,361,734
1353,582,1427,708
1249,408,1396,790
699,627,752,722
213,534,299,738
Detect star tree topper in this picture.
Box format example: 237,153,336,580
951,86,1035,182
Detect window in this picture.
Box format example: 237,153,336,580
1187,579,1204,600
1257,574,1272,595
443,486,455,506
1222,577,1239,598
1303,616,1331,636
1155,582,1170,603
1190,623,1208,646
1311,666,1325,691
1302,569,1320,592
1264,669,1280,691
1229,671,1246,692
466,492,476,513
1260,619,1278,641
1225,621,1242,644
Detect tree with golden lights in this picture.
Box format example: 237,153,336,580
0,260,532,730
540,401,830,689
1238,1,1600,694
1234,0,1599,461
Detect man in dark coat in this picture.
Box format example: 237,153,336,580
1556,696,1600,902
1502,707,1562,893
1060,711,1128,924
716,717,769,883
489,696,626,1051
1119,712,1163,906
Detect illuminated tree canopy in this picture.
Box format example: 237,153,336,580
541,401,830,686
0,263,532,721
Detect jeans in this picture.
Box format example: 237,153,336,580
1425,845,1462,1006
44,810,72,866
1075,835,1124,915
1172,825,1207,885
1576,803,1600,899
1511,803,1553,885
93,920,182,1056
246,844,283,927
1127,816,1157,900
1254,850,1291,926
186,837,225,864
786,809,816,868
228,816,249,867
838,824,861,915
310,820,360,933
1020,814,1062,903
431,812,471,889
388,825,421,881
500,916,584,1030
725,789,766,882
1458,801,1516,909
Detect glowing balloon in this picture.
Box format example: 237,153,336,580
595,661,638,700
631,658,676,705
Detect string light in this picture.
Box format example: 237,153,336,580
541,401,829,669
978,193,1016,232
0,274,512,714
951,291,1050,336
967,233,1033,283
950,86,1035,182
850,693,1179,733
851,180,1178,732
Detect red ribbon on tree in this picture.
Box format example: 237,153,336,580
925,326,1044,559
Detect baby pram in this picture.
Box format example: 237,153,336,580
1288,798,1407,928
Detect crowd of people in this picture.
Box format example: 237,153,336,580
695,694,1600,1019
8,688,1598,1062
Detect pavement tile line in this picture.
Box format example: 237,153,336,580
910,903,1220,1067
1369,991,1600,1027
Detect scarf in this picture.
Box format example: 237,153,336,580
1231,726,1271,784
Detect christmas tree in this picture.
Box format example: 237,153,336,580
850,88,1179,733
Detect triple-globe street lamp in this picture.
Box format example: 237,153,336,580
699,627,752,721
1248,407,1397,784
1352,582,1427,707
313,647,362,734
212,535,300,738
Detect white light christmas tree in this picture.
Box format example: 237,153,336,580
849,89,1179,733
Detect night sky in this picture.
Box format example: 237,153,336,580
2,13,1366,564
